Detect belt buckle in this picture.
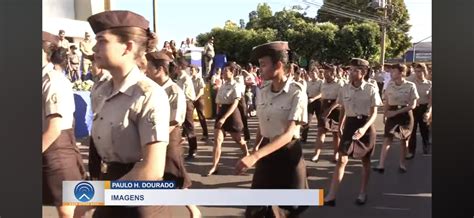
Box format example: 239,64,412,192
357,115,362,119
100,161,108,174
328,100,332,103
397,105,402,109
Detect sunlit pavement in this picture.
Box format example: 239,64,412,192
43,113,431,218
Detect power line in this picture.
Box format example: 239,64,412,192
322,5,383,23
321,0,383,20
302,0,378,22
302,0,386,24
296,0,408,33
296,0,383,21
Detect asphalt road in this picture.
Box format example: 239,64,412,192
43,113,431,218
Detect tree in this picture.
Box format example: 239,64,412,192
246,3,273,30
316,0,378,26
286,22,339,63
195,3,387,66
332,22,381,63
196,24,277,64
315,0,412,59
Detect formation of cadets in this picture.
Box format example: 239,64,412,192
42,10,432,218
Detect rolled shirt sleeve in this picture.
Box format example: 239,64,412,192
288,89,308,125
137,86,170,146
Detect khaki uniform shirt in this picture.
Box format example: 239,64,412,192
91,67,170,163
216,80,241,105
337,81,382,117
307,79,323,98
68,53,80,70
384,79,419,106
80,39,95,63
256,79,308,140
235,75,246,95
368,78,380,93
176,71,196,101
42,65,75,132
294,78,307,92
410,78,432,105
321,79,345,100
58,39,70,50
192,75,206,98
204,42,215,58
161,78,186,125
91,71,112,93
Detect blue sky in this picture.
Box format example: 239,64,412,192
111,0,431,48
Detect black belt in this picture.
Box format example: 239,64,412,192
100,161,135,174
261,137,300,143
389,105,406,110
347,115,368,120
322,99,336,104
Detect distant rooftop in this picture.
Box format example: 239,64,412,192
407,42,431,52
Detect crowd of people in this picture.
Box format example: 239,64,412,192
42,9,432,218
56,27,209,85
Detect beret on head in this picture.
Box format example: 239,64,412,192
87,10,150,34
42,31,59,44
391,63,407,72
145,51,173,68
321,62,335,70
415,62,427,69
250,41,289,62
383,63,393,69
349,58,370,68
176,57,189,67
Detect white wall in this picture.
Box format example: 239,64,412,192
42,0,76,19
43,0,104,38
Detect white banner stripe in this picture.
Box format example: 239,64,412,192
104,189,323,206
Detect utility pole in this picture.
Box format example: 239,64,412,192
379,0,389,69
153,0,158,33
104,0,111,11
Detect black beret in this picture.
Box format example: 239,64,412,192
250,41,289,62
349,58,370,67
145,51,173,67
87,10,150,34
321,62,335,70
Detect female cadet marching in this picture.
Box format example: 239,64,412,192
235,41,309,218
207,62,249,176
42,31,86,218
311,63,345,163
235,64,252,141
406,63,432,157
373,63,419,173
87,10,172,217
174,58,199,160
145,51,202,218
301,66,323,143
323,58,382,206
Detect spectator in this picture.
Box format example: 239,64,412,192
67,45,81,81
170,40,178,59
57,29,70,51
79,32,95,79
203,36,215,78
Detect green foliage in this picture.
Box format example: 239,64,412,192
196,1,411,66
196,25,277,64
332,22,381,63
316,0,412,59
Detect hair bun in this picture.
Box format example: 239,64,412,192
146,29,158,53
